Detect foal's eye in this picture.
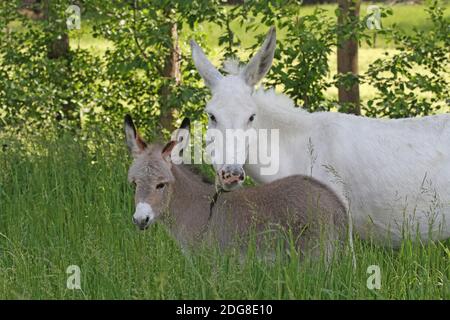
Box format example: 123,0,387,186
248,114,256,122
208,113,216,122
156,183,165,190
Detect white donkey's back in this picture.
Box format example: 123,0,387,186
308,111,450,245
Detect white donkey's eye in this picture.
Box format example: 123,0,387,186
249,114,256,122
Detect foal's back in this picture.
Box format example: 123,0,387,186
211,175,347,258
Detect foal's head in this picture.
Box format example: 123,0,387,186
124,115,189,230
190,27,276,191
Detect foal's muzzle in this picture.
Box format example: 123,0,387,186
132,216,151,230
132,202,154,230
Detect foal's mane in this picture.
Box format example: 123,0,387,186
180,164,215,185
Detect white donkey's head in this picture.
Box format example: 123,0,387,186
190,27,276,191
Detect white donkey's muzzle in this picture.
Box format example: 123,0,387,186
218,164,245,191
132,202,155,230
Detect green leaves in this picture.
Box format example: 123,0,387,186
364,0,449,118
1,0,449,135
262,7,336,111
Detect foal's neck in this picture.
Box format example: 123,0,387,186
166,164,214,245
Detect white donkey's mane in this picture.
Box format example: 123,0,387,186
223,59,243,76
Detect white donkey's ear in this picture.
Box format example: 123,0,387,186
124,114,147,158
242,26,276,87
190,40,223,89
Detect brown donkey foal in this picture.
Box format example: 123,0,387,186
125,115,348,260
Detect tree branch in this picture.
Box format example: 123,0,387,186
132,0,164,75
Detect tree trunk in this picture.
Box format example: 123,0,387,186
337,0,361,115
47,33,70,59
49,33,76,124
18,0,47,20
43,0,73,123
159,20,181,131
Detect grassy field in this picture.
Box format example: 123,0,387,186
1,3,449,300
0,135,449,299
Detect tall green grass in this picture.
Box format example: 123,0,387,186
0,134,448,299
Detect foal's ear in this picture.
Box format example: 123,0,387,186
124,114,147,158
177,117,191,147
242,26,276,87
179,117,190,132
161,117,191,162
161,140,176,162
190,40,223,89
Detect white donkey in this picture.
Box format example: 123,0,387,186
190,27,450,246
